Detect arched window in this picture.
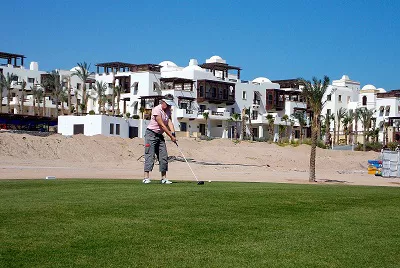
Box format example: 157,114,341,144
362,96,367,106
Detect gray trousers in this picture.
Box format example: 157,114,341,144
144,129,168,172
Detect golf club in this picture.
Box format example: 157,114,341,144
175,142,204,185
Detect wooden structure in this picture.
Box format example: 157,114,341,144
95,62,161,74
0,51,25,67
199,62,241,80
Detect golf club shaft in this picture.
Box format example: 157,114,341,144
176,144,199,182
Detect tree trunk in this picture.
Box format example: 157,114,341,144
354,121,358,144
309,120,318,182
337,121,341,144
333,121,336,145
363,132,367,151
82,84,87,114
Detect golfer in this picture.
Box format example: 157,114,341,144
143,94,177,184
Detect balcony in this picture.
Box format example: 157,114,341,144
176,108,198,119
250,115,267,124
196,109,231,120
197,80,235,105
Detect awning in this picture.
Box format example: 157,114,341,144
254,91,261,97
379,106,384,111
132,82,138,89
386,105,391,111
130,101,138,107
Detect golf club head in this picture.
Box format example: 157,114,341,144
197,181,204,185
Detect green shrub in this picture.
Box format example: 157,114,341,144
387,142,399,151
354,142,383,152
132,115,140,119
125,112,131,118
88,110,95,115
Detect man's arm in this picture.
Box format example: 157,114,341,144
155,115,176,142
168,119,176,136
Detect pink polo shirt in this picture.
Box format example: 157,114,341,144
147,104,171,134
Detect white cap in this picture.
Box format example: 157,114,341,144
161,98,175,106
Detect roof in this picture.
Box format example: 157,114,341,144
199,62,241,71
0,51,26,60
160,77,194,83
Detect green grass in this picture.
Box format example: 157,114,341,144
1,180,400,268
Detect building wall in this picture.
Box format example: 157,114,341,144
58,115,147,138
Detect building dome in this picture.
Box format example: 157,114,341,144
341,75,350,80
377,88,386,93
206,55,226,64
252,77,271,84
361,84,376,91
159,61,178,67
70,66,80,72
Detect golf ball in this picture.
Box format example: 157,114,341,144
208,180,211,183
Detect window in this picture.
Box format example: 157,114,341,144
28,77,35,83
347,96,351,103
110,123,114,134
327,109,331,116
252,110,258,120
153,82,159,91
362,96,367,106
217,124,222,127
180,102,188,110
116,124,120,135
242,91,247,100
180,122,187,131
89,83,93,89
199,105,206,112
0,68,2,74
12,75,18,82
327,94,331,101
77,83,81,90
338,95,342,102
212,87,217,98
199,86,204,97
231,108,235,114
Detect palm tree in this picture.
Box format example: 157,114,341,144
341,111,353,145
92,81,107,114
266,114,275,140
31,86,43,116
353,108,361,145
240,108,250,140
230,113,241,140
71,62,91,114
59,88,68,115
282,114,289,139
358,107,375,151
0,73,17,113
324,114,334,146
19,80,27,114
245,107,255,141
291,111,306,142
300,76,331,182
336,107,347,145
290,119,295,141
203,111,210,137
45,71,63,117
115,84,124,115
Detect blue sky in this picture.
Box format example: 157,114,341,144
2,0,399,90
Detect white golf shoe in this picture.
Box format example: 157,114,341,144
161,179,173,184
142,178,151,184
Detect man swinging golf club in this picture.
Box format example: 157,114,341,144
143,94,176,184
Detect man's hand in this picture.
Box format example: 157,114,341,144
171,136,177,143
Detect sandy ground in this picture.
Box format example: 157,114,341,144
0,132,399,187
